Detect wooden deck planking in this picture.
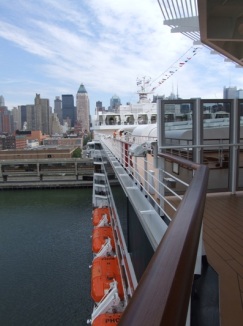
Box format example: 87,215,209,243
164,191,243,325
204,227,243,259
203,192,243,326
208,222,243,245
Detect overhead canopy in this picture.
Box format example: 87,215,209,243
198,0,243,67
157,0,243,67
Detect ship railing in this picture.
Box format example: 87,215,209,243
119,133,242,166
119,133,157,144
99,135,190,221
118,153,208,326
99,135,209,325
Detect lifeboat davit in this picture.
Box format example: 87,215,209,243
92,226,115,253
91,257,124,302
92,207,111,226
92,313,122,325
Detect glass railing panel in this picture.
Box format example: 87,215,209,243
238,102,243,189
202,100,232,191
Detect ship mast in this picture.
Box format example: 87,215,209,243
136,76,152,103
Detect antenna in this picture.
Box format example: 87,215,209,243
136,76,152,103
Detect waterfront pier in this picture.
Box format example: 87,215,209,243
0,158,94,189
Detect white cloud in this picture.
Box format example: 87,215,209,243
0,0,243,112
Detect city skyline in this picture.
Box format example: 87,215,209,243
1,0,243,114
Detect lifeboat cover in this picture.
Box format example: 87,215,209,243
92,207,111,226
92,313,122,325
92,227,115,253
91,257,124,302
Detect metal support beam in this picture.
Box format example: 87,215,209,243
229,99,239,193
193,98,203,164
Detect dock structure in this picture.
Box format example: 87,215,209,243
0,158,94,189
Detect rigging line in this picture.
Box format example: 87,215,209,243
151,46,195,83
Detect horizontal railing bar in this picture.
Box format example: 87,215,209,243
158,152,200,170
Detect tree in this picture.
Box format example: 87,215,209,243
83,132,92,146
72,147,82,158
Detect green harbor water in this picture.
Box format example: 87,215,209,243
0,188,93,326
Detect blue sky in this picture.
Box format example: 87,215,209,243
1,0,243,115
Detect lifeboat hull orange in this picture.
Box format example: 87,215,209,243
92,207,110,226
92,227,115,253
92,313,122,325
91,257,124,302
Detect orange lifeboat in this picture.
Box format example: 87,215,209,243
91,257,124,302
92,207,111,226
92,227,115,253
92,313,122,325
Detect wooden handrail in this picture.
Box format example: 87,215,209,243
158,152,200,170
119,155,209,326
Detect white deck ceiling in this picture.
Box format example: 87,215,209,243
157,0,243,66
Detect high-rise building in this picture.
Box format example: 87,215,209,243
50,113,63,135
0,135,16,149
62,94,75,127
76,84,90,134
110,94,121,112
0,95,5,106
223,86,237,99
34,94,51,135
18,105,27,129
223,86,243,101
0,106,13,134
237,89,243,99
11,107,21,131
96,101,103,112
26,105,35,130
54,96,62,124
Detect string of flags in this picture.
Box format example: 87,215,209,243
142,46,201,93
136,76,151,87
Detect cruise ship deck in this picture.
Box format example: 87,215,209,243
89,2,243,323
203,191,243,326
164,191,243,326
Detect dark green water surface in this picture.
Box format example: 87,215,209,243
0,188,93,326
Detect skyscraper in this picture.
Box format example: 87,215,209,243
11,107,21,131
18,105,27,130
237,89,243,99
54,96,62,124
62,94,75,127
0,106,13,134
34,94,51,135
0,95,5,106
26,105,35,130
223,86,237,99
110,94,121,112
96,101,103,112
76,84,90,134
50,113,63,135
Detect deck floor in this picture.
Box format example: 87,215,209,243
203,191,243,326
